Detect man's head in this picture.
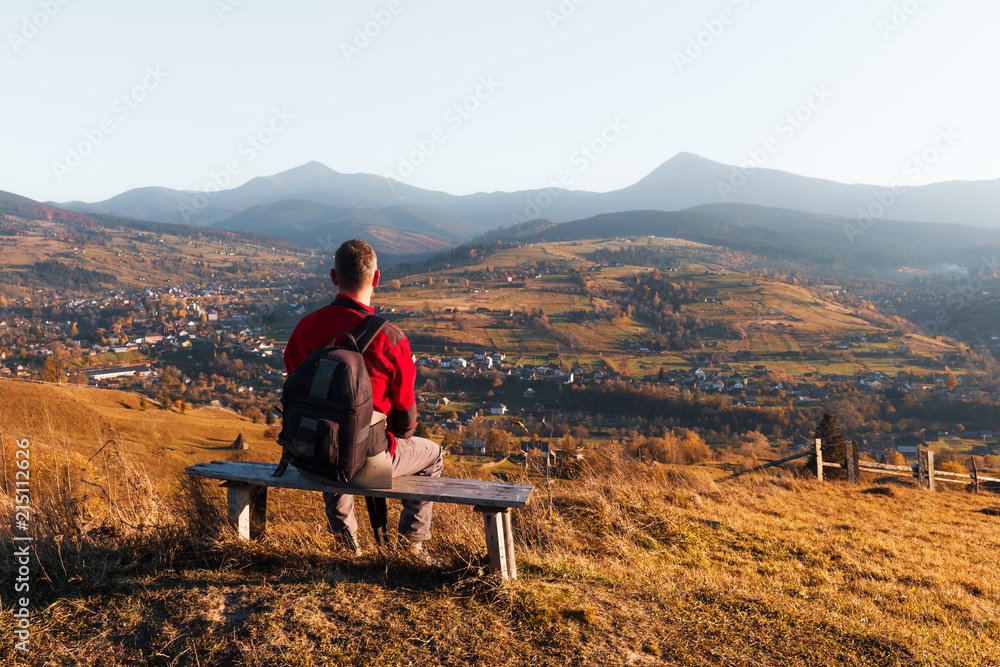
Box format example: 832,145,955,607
332,239,379,298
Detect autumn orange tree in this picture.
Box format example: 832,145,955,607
943,367,959,391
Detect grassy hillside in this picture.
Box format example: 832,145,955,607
474,207,1000,272
691,203,1000,270
378,238,955,381
2,382,1000,665
0,217,310,298
0,381,279,491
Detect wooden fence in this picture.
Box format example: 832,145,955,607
722,439,1000,492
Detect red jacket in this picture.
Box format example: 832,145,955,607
283,295,417,454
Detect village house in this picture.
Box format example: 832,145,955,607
461,438,486,456
552,369,574,385
484,402,508,415
84,363,156,385
521,440,551,459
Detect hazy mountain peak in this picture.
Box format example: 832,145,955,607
275,161,339,178
664,151,716,164
251,162,341,189
635,153,728,183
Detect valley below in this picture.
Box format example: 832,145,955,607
3,178,1000,666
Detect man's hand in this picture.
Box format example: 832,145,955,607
335,468,350,483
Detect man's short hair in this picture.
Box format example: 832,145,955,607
335,239,378,291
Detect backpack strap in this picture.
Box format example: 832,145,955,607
272,423,293,477
350,312,388,533
329,297,386,353
351,314,386,354
364,495,390,546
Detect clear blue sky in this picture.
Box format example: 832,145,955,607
3,0,998,202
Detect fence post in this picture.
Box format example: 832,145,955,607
972,457,980,494
845,441,858,485
852,440,861,483
918,448,935,491
927,449,935,492
815,438,823,482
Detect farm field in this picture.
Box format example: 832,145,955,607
376,239,957,384
0,218,309,296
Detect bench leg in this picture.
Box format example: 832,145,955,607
501,511,517,579
477,507,516,580
224,483,267,539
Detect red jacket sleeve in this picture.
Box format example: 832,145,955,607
387,336,417,438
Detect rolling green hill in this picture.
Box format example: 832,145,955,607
0,197,308,294
378,237,956,384
690,203,1000,269
471,206,1000,273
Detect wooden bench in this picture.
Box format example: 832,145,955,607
185,461,534,579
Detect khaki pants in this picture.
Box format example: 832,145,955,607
323,436,443,542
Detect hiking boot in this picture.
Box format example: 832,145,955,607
334,530,363,556
408,541,445,567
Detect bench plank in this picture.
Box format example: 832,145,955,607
186,461,533,508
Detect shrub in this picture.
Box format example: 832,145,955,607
938,461,968,475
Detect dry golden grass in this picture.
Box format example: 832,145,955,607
2,385,999,665
0,381,279,494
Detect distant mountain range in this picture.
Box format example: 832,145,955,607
14,152,996,256
6,183,1000,275
57,152,1000,225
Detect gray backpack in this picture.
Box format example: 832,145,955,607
273,314,391,488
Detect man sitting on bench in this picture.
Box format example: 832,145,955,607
283,239,443,562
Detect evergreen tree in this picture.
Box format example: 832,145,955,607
808,411,846,480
